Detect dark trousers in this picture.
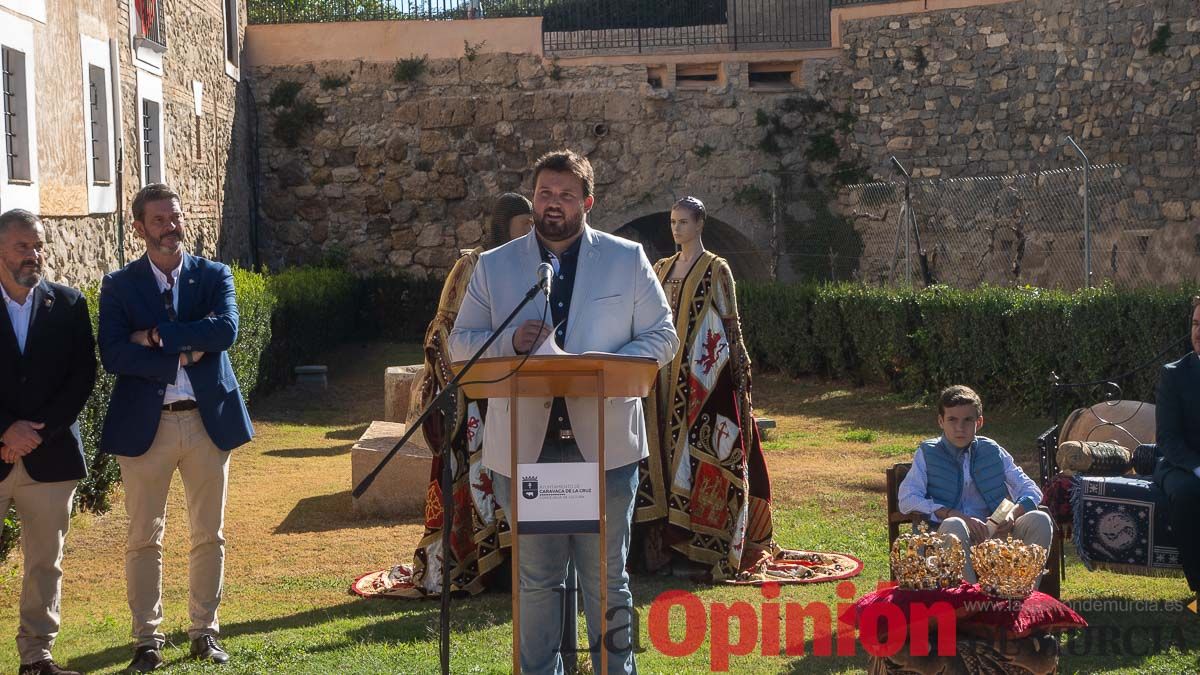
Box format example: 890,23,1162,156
1159,466,1200,592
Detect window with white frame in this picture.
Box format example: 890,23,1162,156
3,47,31,184
223,0,240,73
81,35,117,213
89,66,111,183
134,0,166,47
129,0,166,74
0,13,37,213
136,70,165,186
142,99,161,183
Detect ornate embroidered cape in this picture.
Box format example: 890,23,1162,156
634,252,777,580
352,249,509,599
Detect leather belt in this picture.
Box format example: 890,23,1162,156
557,429,575,440
162,400,198,412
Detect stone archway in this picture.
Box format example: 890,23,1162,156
612,212,772,282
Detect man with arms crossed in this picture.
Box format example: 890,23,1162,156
98,184,253,672
0,210,96,675
450,150,678,674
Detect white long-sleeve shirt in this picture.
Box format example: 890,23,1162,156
898,437,1042,522
1,284,32,354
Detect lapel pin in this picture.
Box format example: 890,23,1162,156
189,278,196,284
43,297,52,308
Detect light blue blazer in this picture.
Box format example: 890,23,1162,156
449,226,678,475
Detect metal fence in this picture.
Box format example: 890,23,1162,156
248,0,833,52
543,0,830,52
821,162,1164,289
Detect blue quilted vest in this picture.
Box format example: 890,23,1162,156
920,436,1008,513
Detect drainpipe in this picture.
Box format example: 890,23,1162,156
246,80,262,271
109,38,126,267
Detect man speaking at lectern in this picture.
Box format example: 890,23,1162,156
450,150,677,674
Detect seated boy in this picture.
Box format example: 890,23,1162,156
898,385,1053,583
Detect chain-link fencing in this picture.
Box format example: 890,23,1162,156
767,162,1195,289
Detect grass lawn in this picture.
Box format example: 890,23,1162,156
2,340,1197,673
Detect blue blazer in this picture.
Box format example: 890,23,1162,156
98,254,253,457
1154,352,1200,479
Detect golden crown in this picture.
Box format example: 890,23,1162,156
971,537,1048,599
890,522,966,590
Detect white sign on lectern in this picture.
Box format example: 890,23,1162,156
517,462,600,534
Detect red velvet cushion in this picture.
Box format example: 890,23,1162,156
843,582,991,635
958,589,1087,639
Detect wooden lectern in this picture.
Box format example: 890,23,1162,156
454,354,659,675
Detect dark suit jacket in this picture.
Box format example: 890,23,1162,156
0,281,97,483
1154,352,1200,480
98,254,253,457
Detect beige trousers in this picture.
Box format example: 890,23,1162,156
0,459,78,664
938,509,1054,583
116,409,230,648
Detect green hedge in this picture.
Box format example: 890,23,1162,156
357,273,445,343
738,282,1198,414
256,266,358,392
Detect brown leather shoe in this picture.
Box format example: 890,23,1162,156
18,659,82,675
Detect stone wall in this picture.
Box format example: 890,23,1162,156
250,56,798,280
820,0,1199,286
250,0,1200,287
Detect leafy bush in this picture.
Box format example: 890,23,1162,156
357,273,445,343
268,80,303,108
230,267,276,403
738,282,1199,414
392,56,428,83
272,100,325,148
257,266,359,392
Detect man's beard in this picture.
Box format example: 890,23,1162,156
534,209,584,242
151,231,184,255
12,263,41,288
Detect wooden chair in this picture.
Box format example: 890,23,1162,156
885,462,1062,599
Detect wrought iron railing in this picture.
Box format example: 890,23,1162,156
134,0,167,47
248,0,835,52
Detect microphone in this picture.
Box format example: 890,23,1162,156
537,262,553,297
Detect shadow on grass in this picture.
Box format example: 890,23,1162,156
262,443,353,459
273,491,419,534
66,597,510,674
326,423,372,441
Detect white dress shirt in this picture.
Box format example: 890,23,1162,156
149,260,196,403
1,283,33,354
897,436,1043,522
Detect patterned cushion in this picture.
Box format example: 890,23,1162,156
1070,475,1184,576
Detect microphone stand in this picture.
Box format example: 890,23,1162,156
353,277,548,675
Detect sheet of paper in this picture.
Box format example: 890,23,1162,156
532,335,572,356
532,320,571,356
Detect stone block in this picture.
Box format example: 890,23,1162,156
385,364,425,423
351,421,431,518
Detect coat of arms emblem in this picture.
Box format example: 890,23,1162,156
521,475,539,500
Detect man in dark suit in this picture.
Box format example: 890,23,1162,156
0,210,96,675
1155,296,1200,602
98,184,253,672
